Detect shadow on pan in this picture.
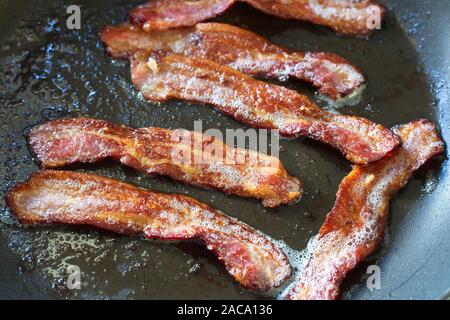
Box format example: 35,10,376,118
0,0,449,299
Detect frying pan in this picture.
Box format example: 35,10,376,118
0,0,449,300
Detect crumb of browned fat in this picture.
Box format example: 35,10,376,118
147,57,159,74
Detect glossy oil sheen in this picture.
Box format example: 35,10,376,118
0,0,448,299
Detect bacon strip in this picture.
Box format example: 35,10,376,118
244,0,386,36
129,0,235,32
286,120,445,300
100,23,365,99
130,52,400,164
6,170,292,291
129,0,386,36
29,118,301,208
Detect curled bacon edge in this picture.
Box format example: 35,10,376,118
285,119,445,300
28,118,302,208
6,170,293,292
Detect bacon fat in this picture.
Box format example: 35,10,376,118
29,118,301,208
130,51,400,164
100,23,365,99
6,170,293,291
129,0,386,36
286,119,445,300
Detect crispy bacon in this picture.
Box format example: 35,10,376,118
285,120,445,300
244,0,386,36
129,0,235,32
6,170,293,291
100,23,365,99
28,118,301,208
130,51,400,164
129,0,386,36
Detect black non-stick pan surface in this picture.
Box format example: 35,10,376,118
0,0,449,300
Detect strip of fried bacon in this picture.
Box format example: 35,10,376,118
28,118,301,208
130,51,400,164
244,0,386,36
129,0,235,32
100,23,365,99
6,170,292,291
285,119,445,300
129,0,385,36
